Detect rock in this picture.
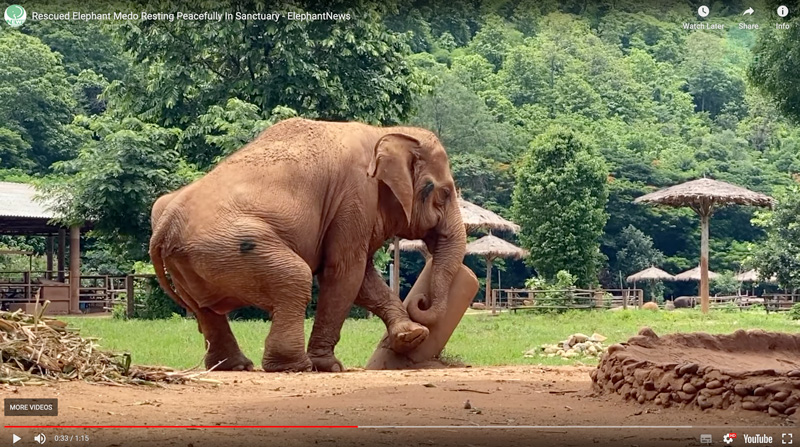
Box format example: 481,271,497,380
774,391,790,402
733,384,751,397
769,406,782,417
741,401,758,411
771,402,788,413
464,400,472,409
607,344,625,354
754,387,767,396
682,383,697,394
706,380,722,389
642,302,659,311
556,350,565,356
569,333,589,345
788,370,800,378
697,396,713,409
522,299,533,306
587,345,598,355
638,327,658,338
524,349,537,357
664,301,675,311
590,333,607,342
471,302,486,310
787,406,798,416
678,363,699,376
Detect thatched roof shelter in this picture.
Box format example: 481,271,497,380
388,239,427,253
634,178,775,210
465,234,527,259
459,198,520,233
626,267,675,283
389,198,522,295
674,266,719,282
634,178,774,314
735,269,777,283
465,235,527,315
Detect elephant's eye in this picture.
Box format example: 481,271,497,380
421,180,435,202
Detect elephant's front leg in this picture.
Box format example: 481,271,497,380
307,253,369,372
355,264,429,353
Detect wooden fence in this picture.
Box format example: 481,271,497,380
0,272,156,316
492,288,644,312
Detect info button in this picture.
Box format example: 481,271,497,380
4,398,58,416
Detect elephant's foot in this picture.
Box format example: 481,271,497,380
388,320,429,353
262,354,313,372
205,351,254,371
309,353,345,372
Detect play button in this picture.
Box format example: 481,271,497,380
12,434,21,444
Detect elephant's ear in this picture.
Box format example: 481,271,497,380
368,133,421,226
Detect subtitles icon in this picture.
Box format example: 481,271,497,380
700,434,713,444
724,432,737,444
785,433,794,444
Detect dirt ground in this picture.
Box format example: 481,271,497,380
4,366,796,447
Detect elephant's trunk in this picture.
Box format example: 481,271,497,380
407,207,466,327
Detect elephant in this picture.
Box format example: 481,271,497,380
149,118,467,373
673,297,696,308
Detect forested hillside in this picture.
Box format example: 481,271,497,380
2,0,799,301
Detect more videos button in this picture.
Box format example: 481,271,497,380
4,398,58,416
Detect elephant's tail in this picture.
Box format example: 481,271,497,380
149,227,183,307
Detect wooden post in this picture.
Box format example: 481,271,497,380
700,211,710,314
126,275,135,318
487,257,495,315
57,228,66,282
392,237,400,296
638,289,644,308
69,225,81,314
46,235,54,280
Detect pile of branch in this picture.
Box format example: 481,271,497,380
0,303,220,387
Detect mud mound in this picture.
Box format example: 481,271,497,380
591,328,800,417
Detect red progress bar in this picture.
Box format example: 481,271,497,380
5,425,358,428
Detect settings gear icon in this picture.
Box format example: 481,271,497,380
724,433,737,444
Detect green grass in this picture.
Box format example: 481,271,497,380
61,309,800,370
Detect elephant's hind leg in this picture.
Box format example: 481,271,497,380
169,263,254,371
249,245,314,372
195,308,254,371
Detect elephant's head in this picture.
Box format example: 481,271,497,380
368,132,467,327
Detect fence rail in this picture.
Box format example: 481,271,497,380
492,288,644,312
0,272,157,317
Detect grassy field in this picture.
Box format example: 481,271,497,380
62,309,800,369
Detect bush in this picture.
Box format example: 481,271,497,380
788,303,800,320
113,276,185,320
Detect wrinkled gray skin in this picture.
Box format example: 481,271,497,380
149,118,466,373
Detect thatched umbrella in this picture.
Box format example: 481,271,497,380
626,267,674,306
735,269,777,283
466,234,528,314
389,198,520,295
634,178,774,314
626,266,675,283
674,265,719,282
458,198,520,233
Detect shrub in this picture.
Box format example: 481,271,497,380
788,303,800,320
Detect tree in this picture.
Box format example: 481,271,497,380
0,31,77,171
512,126,609,287
112,0,427,129
750,18,800,123
44,115,183,260
751,184,800,291
614,224,664,276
